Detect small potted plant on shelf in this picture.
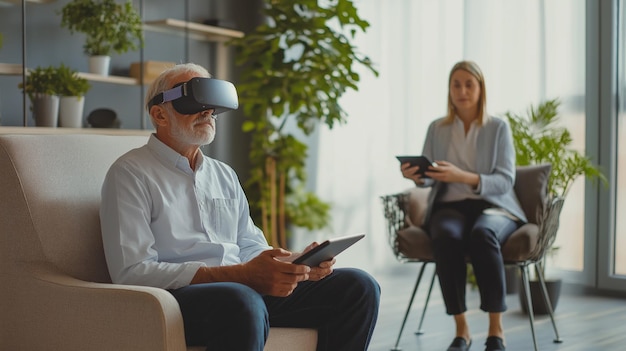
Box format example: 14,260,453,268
505,98,607,314
57,64,91,128
59,0,143,76
18,65,62,127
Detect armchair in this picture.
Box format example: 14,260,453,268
0,130,316,351
381,164,563,351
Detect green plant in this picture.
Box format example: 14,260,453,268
56,64,91,97
18,65,62,100
505,98,607,277
228,1,377,247
505,98,607,199
60,0,143,56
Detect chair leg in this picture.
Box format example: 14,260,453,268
391,262,429,351
535,263,563,344
520,265,539,351
415,268,436,335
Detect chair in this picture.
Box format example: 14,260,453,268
381,164,563,351
0,131,317,351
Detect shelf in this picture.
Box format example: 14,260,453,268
0,63,23,75
77,72,139,86
143,18,244,42
0,0,55,4
0,126,152,136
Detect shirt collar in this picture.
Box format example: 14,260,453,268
147,134,203,174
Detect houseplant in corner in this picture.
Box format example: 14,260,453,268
19,65,62,127
57,64,91,128
505,98,607,314
60,0,143,76
228,1,378,248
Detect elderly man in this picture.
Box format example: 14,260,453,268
100,63,380,351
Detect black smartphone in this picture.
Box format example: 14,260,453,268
396,155,437,177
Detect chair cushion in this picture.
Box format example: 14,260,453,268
396,226,434,261
501,223,539,262
405,187,430,227
514,164,551,224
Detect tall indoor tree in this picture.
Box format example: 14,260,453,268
229,0,378,247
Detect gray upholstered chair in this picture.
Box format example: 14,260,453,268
381,164,563,351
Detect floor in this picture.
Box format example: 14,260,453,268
365,263,626,351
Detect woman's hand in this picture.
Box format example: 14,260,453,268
425,160,479,187
400,162,424,185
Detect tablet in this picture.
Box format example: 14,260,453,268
396,155,437,177
292,233,365,267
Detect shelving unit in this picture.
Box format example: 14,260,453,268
0,63,22,75
143,19,244,42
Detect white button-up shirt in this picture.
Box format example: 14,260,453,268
100,135,271,289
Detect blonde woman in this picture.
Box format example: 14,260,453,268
400,61,524,351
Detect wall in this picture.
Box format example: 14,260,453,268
0,0,263,176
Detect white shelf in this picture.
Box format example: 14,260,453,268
0,63,23,75
77,72,139,86
143,18,244,42
1,0,55,4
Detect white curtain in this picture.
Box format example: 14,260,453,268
299,0,585,273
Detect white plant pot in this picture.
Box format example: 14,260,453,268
89,55,111,76
32,94,59,127
59,96,85,128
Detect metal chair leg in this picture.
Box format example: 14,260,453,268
520,265,539,351
415,268,436,335
391,262,429,351
535,262,563,343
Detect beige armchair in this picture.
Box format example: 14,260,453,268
381,164,564,351
0,130,316,351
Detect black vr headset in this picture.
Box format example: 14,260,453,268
148,77,239,115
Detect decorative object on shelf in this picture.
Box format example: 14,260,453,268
18,65,62,127
87,108,120,128
129,61,176,85
505,98,607,314
57,64,91,128
59,0,143,76
228,1,378,247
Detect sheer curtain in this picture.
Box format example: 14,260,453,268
299,0,585,273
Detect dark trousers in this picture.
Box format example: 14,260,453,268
169,267,380,351
428,199,521,315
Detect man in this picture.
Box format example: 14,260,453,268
100,63,380,351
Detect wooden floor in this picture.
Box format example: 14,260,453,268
366,264,626,351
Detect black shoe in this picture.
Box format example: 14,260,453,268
447,336,472,351
484,336,505,351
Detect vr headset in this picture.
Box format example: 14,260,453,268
148,77,239,115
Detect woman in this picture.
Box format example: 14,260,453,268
400,61,525,351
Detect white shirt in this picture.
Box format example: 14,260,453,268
100,134,271,289
439,116,482,202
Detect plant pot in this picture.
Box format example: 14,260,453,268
89,55,111,76
59,96,85,128
519,278,562,315
32,94,59,127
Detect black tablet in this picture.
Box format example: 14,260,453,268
396,155,437,177
292,233,365,267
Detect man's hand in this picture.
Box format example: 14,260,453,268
242,248,311,297
291,242,335,282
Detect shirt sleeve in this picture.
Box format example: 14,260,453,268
100,161,205,289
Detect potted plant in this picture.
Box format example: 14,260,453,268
60,0,143,76
228,1,378,248
18,65,63,127
57,64,91,128
505,98,607,314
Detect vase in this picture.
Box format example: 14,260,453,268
32,94,59,127
519,278,562,315
89,55,111,76
59,96,85,128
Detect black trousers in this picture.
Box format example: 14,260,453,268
428,199,522,315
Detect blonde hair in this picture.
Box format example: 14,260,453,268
145,63,211,127
443,60,488,125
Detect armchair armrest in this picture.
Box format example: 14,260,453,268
1,263,187,351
